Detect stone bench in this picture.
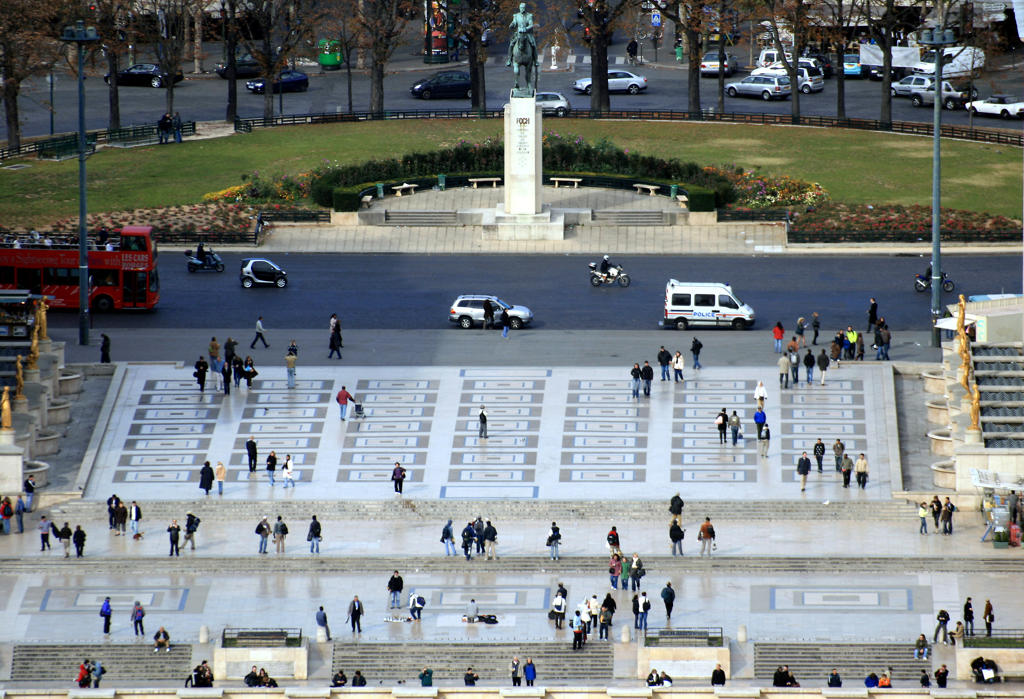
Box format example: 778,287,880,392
391,183,419,196
676,194,689,209
469,177,501,189
633,183,660,196
360,195,374,208
551,177,582,188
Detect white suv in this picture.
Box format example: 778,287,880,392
448,295,534,329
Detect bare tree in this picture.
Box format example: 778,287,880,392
0,0,68,149
749,0,812,121
320,0,362,113
221,0,239,121
357,0,413,115
92,0,137,130
818,0,861,118
657,0,707,114
237,0,320,119
447,0,516,111
135,0,195,113
577,0,637,111
865,0,922,126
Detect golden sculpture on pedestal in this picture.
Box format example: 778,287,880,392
35,299,49,341
1,386,11,430
969,382,981,432
27,325,39,370
14,355,24,399
956,294,967,335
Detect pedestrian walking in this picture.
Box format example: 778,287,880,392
841,454,854,488
811,311,820,345
813,438,825,472
941,497,956,534
500,308,511,338
315,605,331,638
273,516,288,554
657,346,672,381
132,601,146,636
630,363,641,399
346,596,363,633
637,361,652,392
753,406,766,439
854,453,869,488
758,424,771,458
256,516,270,554
754,381,767,410
23,474,35,511
478,405,488,439
441,518,456,555
691,337,703,369
483,519,498,559
282,456,295,488
796,452,811,491
661,582,675,619
930,495,943,531
728,411,741,446
14,494,25,533
789,350,800,386
266,451,277,486
391,462,407,494
629,553,645,591
919,502,930,534
335,386,354,420
72,525,86,557
772,321,784,353
795,317,807,347
698,517,716,555
803,349,815,383
877,325,892,360
215,461,226,495
461,521,475,559
387,571,404,608
984,600,994,636
547,521,561,560
672,351,685,382
669,517,684,556
100,597,112,634
308,515,322,553
38,516,51,551
58,522,72,557
963,597,975,636
524,659,536,686
817,349,829,385
172,112,183,143
285,350,297,389
251,316,269,349
934,609,950,644
833,439,845,472
715,408,728,444
510,656,522,686
193,356,208,392
867,297,878,332
935,665,949,688
167,519,181,556
777,353,790,388
183,511,200,550
199,460,214,496
100,334,111,363
246,436,258,473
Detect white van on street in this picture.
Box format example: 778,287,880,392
661,280,755,330
913,46,985,79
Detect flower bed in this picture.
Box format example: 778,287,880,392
789,203,1022,243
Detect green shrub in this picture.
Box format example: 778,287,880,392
685,186,716,211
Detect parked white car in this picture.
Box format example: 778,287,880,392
571,70,648,95
966,95,1024,119
750,63,824,93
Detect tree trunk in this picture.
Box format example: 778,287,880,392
106,51,121,130
3,76,21,151
345,54,353,113
193,10,203,74
468,37,482,109
165,81,175,114
477,62,487,112
590,33,610,112
263,83,273,119
225,0,237,122
716,32,725,113
836,43,846,119
685,24,701,115
879,35,893,127
370,60,385,115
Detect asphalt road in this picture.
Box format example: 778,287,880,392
44,253,1023,333
10,57,1023,141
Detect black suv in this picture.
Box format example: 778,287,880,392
410,71,472,100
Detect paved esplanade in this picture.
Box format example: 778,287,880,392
87,364,893,501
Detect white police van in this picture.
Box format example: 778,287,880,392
661,280,755,330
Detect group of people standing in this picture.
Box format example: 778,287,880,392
157,112,184,144
194,336,257,393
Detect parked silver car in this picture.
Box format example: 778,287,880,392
536,91,570,116
891,74,933,97
724,74,791,100
448,295,534,329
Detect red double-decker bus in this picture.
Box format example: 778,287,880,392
0,225,159,311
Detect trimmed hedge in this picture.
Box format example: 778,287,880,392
311,137,736,208
331,171,719,212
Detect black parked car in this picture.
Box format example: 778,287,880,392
246,70,309,94
803,52,834,78
215,55,264,79
410,70,472,99
104,63,184,88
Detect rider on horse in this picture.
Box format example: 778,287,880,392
506,2,537,67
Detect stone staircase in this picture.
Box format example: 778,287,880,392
9,643,192,683
591,210,667,226
331,641,612,683
383,211,459,226
46,498,919,523
754,643,931,683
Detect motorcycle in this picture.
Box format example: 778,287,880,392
185,248,225,273
914,271,955,293
589,262,631,288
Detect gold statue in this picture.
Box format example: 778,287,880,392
36,299,49,341
1,386,11,430
14,355,24,399
27,325,39,370
969,382,981,431
956,293,967,335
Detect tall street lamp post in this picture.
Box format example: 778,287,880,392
919,25,957,348
60,20,99,346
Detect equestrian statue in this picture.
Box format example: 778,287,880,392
506,2,538,97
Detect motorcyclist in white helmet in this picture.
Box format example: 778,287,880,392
599,254,613,277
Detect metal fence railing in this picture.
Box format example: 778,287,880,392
0,122,197,161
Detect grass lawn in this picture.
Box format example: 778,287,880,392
1,119,1021,227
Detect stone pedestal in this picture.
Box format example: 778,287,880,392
965,428,982,444
503,96,543,216
0,430,25,494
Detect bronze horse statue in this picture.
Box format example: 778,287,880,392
510,30,538,96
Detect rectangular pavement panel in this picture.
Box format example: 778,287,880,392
564,436,647,448
249,392,332,404
786,423,865,435
683,380,753,390
123,438,210,451
459,406,536,417
678,408,751,419
453,452,537,465
458,436,536,448
340,452,425,465
139,393,223,405
345,436,427,448
336,469,424,482
676,437,734,448
672,469,756,482
440,485,538,498
457,419,538,432
786,408,864,420
118,454,202,467
562,453,646,465
144,380,202,391
461,369,551,377
359,379,438,389
569,393,638,404
361,392,436,404
242,407,327,419
238,422,323,434
447,469,535,481
677,452,758,466
365,406,434,418
782,438,865,452
559,468,646,482
566,421,641,433
758,585,922,612
233,437,320,450
251,380,335,390
133,408,218,420
228,468,307,481
784,394,856,405
129,423,214,436
356,421,429,432
682,393,747,404
571,380,630,390
464,380,545,390
463,393,540,404
113,470,198,482
567,407,645,418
